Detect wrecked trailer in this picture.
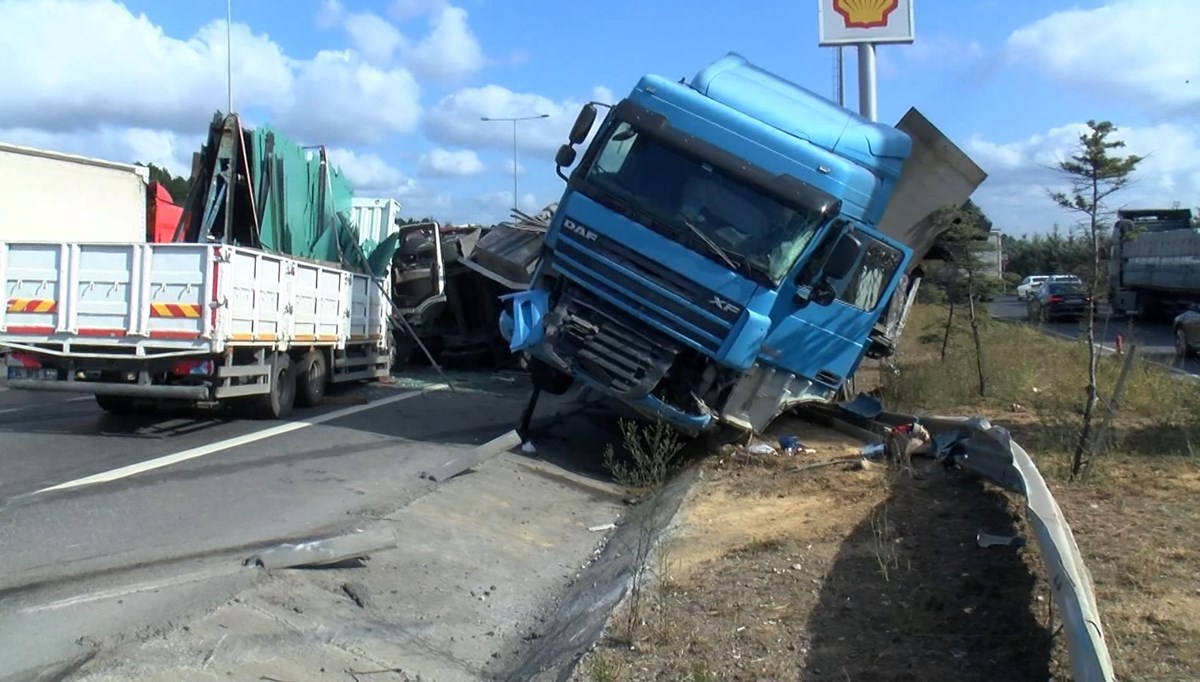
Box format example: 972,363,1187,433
389,205,553,369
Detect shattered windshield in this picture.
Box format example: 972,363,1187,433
583,121,830,283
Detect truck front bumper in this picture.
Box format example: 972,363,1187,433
502,288,716,435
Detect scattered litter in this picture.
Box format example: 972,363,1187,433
521,441,537,454
977,532,1027,549
778,435,815,455
745,442,777,456
588,523,616,532
859,442,886,459
243,527,397,569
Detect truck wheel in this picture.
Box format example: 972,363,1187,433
254,352,295,419
529,357,573,395
95,394,142,415
295,350,328,408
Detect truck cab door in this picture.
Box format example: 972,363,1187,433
760,225,906,391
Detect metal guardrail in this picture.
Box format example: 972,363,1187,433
803,403,1116,682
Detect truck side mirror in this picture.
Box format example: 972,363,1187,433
823,233,862,280
569,104,597,146
810,280,837,306
555,144,577,168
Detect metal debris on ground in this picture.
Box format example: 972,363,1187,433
419,429,522,483
977,532,1027,549
744,442,777,456
588,523,617,532
244,527,398,569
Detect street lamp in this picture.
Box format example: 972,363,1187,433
481,113,549,211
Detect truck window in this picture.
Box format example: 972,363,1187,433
583,120,828,284
594,123,636,174
830,237,903,312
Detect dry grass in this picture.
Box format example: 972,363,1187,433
881,304,1200,461
571,303,1200,682
574,425,1053,682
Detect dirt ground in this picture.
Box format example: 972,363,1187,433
574,417,1055,682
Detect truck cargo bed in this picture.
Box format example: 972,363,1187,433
0,241,388,356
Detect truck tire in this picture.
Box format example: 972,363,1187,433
254,352,295,419
295,350,328,407
529,357,574,395
95,394,142,415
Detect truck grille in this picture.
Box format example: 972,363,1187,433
552,232,740,354
554,289,677,397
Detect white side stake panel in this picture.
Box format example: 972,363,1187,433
0,241,391,410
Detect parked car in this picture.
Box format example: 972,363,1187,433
1173,305,1200,360
1028,281,1093,322
1016,274,1049,301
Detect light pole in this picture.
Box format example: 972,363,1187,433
481,113,549,211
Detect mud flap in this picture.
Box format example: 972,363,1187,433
499,289,549,353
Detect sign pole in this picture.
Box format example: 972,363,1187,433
857,43,877,121
835,47,845,106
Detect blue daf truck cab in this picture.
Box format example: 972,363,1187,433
502,53,976,436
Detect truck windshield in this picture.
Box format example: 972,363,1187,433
582,121,830,283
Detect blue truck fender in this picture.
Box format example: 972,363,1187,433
498,289,550,352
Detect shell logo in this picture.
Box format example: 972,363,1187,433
833,0,899,29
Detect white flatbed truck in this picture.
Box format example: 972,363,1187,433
0,240,392,418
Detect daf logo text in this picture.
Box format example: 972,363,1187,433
709,296,741,315
562,218,599,242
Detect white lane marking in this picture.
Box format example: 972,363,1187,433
0,396,91,415
21,567,239,613
35,385,449,494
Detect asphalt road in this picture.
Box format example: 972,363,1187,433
0,364,626,680
990,295,1200,376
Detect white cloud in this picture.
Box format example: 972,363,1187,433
0,126,202,178
315,0,344,29
503,159,527,176
1004,0,1200,118
425,85,614,154
327,148,411,195
478,191,541,214
343,11,404,65
279,50,421,145
0,2,292,134
0,0,422,147
418,148,485,177
966,121,1200,235
403,5,484,83
389,0,447,21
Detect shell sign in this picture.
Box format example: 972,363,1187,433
818,0,914,45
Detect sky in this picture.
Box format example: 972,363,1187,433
0,0,1196,235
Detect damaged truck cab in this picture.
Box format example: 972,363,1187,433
502,53,917,435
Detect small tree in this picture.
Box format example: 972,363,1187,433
929,200,994,397
1047,120,1142,478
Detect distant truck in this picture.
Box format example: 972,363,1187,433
1108,208,1199,320
501,53,985,435
0,142,150,244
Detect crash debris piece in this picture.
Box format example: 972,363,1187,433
244,527,398,569
745,442,777,456
588,523,617,532
420,429,522,483
977,532,1027,549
